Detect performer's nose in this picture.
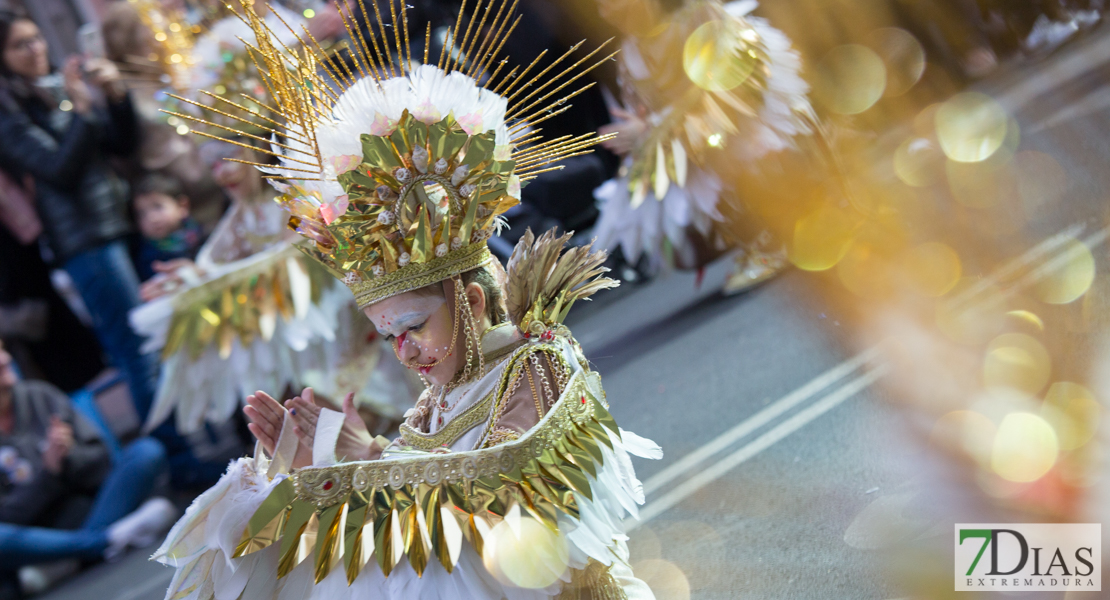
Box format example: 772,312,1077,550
396,332,419,363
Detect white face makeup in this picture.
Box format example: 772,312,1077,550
364,292,459,382
369,295,445,340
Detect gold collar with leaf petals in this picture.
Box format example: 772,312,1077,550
231,368,621,584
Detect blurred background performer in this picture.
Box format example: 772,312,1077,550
129,4,419,439
591,0,815,294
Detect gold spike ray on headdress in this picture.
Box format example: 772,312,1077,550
177,0,615,309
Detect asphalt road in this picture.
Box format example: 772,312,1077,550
38,23,1110,600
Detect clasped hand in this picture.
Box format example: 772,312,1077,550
244,387,381,470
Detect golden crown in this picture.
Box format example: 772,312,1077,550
171,0,614,308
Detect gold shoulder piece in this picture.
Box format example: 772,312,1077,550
233,368,620,582
162,249,332,361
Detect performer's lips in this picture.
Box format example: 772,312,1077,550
419,366,432,375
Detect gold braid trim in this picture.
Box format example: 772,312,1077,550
478,342,566,448
396,337,527,450
557,559,629,600
398,391,495,451
484,427,522,446
348,243,493,309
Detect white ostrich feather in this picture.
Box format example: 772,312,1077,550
270,65,511,212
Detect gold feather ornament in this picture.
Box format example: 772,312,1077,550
506,229,620,339
229,369,623,583
177,0,616,309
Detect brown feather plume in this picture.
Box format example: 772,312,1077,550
505,229,619,330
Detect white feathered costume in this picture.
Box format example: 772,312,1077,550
593,0,813,268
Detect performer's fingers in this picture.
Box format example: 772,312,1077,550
247,422,274,451
244,401,270,429
290,408,317,438
287,396,320,426
291,424,314,448
300,389,324,420
250,391,284,423
341,392,358,421
244,406,278,440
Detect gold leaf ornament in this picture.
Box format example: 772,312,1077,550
160,249,331,362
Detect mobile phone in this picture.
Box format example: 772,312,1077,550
77,23,105,59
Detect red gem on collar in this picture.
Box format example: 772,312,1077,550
323,480,334,491
581,395,586,404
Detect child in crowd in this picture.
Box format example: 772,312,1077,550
0,340,179,599
131,175,205,282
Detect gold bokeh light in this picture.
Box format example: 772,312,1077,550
814,44,887,115
495,518,570,589
866,27,925,97
790,205,857,271
935,92,1008,163
991,412,1059,483
683,19,757,92
1033,237,1095,304
633,559,691,600
983,333,1051,396
1043,381,1100,451
893,137,941,188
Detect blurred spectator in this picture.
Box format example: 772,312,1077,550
0,341,177,600
100,0,228,233
0,164,104,393
0,12,226,491
0,189,104,391
131,174,205,282
0,12,157,421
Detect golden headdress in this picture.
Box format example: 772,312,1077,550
174,0,615,309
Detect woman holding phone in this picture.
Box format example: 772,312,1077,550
0,12,221,489
0,11,154,420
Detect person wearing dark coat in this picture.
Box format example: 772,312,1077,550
0,13,155,421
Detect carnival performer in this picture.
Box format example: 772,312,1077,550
150,1,661,597
591,0,815,293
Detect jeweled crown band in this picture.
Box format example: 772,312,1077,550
349,243,494,309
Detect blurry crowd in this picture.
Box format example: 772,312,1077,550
0,0,1102,598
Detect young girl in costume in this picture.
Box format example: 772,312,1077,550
130,136,418,436
151,1,661,597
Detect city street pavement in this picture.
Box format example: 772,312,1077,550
38,24,1110,600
